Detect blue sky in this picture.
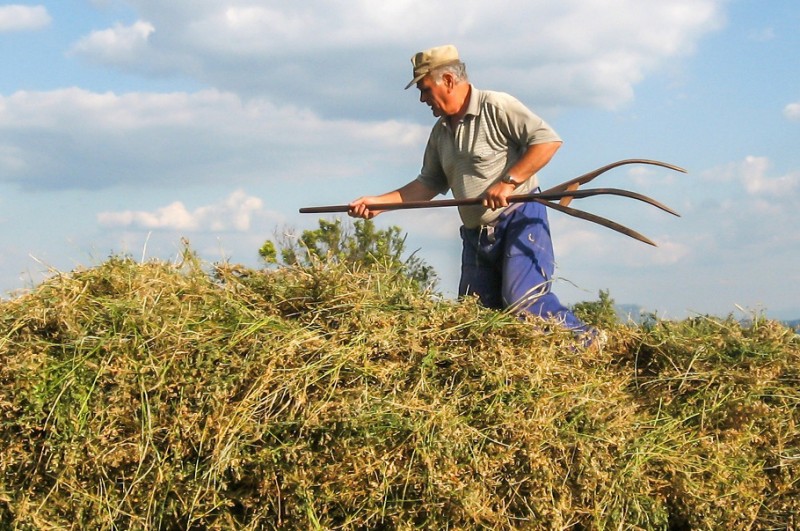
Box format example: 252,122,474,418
1,0,798,320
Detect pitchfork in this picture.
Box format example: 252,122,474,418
299,159,686,246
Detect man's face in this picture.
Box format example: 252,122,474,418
416,75,449,117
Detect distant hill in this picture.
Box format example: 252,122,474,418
614,304,800,333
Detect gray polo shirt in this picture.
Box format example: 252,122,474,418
416,86,562,228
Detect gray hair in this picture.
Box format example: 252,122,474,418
431,62,468,84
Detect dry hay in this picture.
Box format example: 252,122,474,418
1,254,798,529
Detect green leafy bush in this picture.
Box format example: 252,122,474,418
262,218,438,290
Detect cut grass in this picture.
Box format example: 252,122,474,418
1,252,798,529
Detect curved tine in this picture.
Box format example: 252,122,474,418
541,159,688,195
520,187,680,217
534,198,657,246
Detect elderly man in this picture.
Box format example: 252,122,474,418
349,44,597,343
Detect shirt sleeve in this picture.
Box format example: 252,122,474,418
496,94,562,148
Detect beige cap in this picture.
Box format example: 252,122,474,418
404,44,461,89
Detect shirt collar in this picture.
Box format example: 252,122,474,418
463,85,480,117
439,85,479,129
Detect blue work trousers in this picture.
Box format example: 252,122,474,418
459,200,587,331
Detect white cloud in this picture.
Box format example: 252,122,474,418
551,213,686,264
69,21,155,66
784,102,800,121
698,156,799,206
0,5,51,32
68,0,727,114
649,239,691,266
0,87,428,190
698,161,738,184
98,189,265,232
740,156,799,197
685,156,800,266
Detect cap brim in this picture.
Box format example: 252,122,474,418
404,58,461,89
404,73,426,90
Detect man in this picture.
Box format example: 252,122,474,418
349,44,597,344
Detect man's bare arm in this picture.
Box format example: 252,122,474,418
483,141,562,210
348,180,439,219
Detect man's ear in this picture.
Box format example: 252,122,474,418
438,72,451,89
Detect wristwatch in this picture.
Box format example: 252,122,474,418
501,174,522,187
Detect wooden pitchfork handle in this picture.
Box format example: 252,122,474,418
299,187,679,217
300,189,667,246
299,159,687,246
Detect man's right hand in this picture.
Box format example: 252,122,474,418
348,181,437,219
348,197,383,219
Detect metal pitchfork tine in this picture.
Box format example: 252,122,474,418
299,159,687,246
540,158,687,206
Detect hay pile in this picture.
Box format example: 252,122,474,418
1,253,798,529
